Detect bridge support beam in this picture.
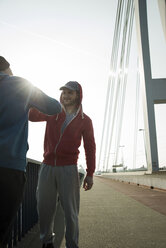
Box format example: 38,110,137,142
135,0,166,173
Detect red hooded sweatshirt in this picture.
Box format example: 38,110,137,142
28,83,96,177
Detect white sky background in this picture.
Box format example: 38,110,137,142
0,0,117,167
0,0,165,170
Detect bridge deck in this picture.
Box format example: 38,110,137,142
15,176,166,248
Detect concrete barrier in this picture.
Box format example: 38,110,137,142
101,171,166,190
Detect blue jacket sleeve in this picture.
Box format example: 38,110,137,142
29,86,62,115
15,76,62,115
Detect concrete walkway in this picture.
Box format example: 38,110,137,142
15,176,166,248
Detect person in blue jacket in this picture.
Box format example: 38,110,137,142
0,56,62,248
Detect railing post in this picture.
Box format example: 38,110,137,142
7,159,40,247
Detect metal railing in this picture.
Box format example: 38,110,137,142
8,159,41,248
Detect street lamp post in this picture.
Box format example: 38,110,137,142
119,145,125,168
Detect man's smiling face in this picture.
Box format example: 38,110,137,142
61,88,79,107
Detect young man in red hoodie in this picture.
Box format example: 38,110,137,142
29,81,96,248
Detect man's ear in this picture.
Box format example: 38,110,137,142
4,67,13,76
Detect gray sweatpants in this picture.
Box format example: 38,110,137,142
36,163,80,248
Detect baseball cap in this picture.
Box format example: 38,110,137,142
60,81,79,91
0,56,10,71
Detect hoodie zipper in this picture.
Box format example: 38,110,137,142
54,107,81,166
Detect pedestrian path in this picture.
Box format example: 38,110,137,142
15,176,166,248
